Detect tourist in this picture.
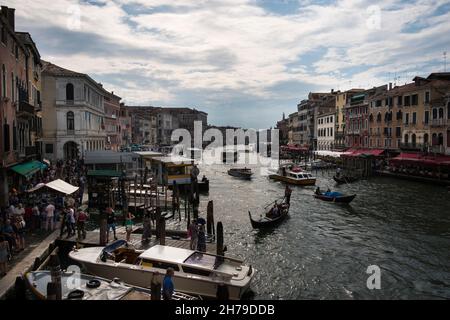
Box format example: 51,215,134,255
24,205,32,231
197,223,206,252
125,212,135,242
142,211,152,242
45,202,55,231
162,268,175,300
1,220,16,254
188,219,198,250
0,235,9,277
13,216,26,251
284,185,292,205
150,271,162,300
106,208,117,242
15,203,25,219
76,209,88,240
66,207,76,238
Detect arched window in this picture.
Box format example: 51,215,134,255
66,83,74,101
369,114,373,122
377,113,381,122
432,133,437,146
438,133,443,145
423,133,429,145
432,108,437,119
67,111,74,131
404,134,409,144
411,134,416,146
438,108,444,119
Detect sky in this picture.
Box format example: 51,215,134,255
5,0,450,129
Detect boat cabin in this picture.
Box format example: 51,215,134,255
148,156,196,186
288,172,314,180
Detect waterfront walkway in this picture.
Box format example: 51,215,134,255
0,229,60,299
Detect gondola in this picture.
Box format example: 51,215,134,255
313,192,356,203
333,175,358,184
228,168,253,180
248,202,290,228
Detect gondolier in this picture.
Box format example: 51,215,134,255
284,185,292,205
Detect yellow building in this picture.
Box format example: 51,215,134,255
335,89,364,149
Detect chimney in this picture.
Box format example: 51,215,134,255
389,82,392,90
1,7,15,30
331,89,334,94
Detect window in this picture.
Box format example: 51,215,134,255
411,94,418,106
424,111,429,124
11,72,14,102
182,266,211,277
3,121,10,152
412,112,416,124
66,83,74,101
432,108,437,119
45,144,54,154
397,96,402,106
1,64,6,97
377,113,381,122
438,108,444,119
405,113,409,124
404,96,410,106
412,134,416,146
424,133,429,145
425,91,430,103
67,111,75,131
404,134,409,144
12,121,17,151
1,26,6,45
396,127,401,137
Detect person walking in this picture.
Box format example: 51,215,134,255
76,209,88,240
125,212,135,242
65,207,76,238
188,219,198,250
45,202,55,231
150,271,161,300
162,268,175,300
32,205,40,231
59,207,68,238
106,208,117,242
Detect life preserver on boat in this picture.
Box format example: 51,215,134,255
67,289,85,299
86,279,101,289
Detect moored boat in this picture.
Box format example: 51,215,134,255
248,201,290,228
69,242,254,300
228,168,253,180
24,270,199,300
313,191,356,203
269,163,316,186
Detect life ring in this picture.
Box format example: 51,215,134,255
67,289,85,299
86,279,101,288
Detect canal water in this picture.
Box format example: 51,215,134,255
197,161,450,299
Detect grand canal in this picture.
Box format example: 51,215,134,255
196,162,450,299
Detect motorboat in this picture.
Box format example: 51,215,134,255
228,168,253,180
313,191,356,203
69,241,254,300
269,163,316,185
24,270,199,300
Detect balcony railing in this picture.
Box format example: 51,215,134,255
399,142,425,150
430,119,450,127
17,100,35,117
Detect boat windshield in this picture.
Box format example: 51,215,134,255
184,252,216,269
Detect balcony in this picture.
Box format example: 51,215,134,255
17,100,35,118
399,142,425,151
430,119,449,127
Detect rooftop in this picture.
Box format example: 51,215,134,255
139,245,193,264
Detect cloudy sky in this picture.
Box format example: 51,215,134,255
5,0,450,128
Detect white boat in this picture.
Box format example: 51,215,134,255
268,163,316,186
69,241,254,300
24,270,200,300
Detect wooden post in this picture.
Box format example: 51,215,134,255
207,200,215,237
99,208,107,246
216,221,224,257
14,276,26,300
46,282,58,300
159,216,166,245
49,254,62,300
155,207,161,239
165,183,168,212
134,175,138,216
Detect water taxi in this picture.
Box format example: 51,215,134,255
69,242,254,300
268,163,316,185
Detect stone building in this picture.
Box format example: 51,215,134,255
317,111,335,151
103,91,121,151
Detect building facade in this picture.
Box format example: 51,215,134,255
119,103,131,148
103,91,121,151
41,61,108,161
317,112,335,150
0,6,41,206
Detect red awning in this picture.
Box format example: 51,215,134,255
390,153,450,166
343,148,386,157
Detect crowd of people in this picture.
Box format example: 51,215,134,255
0,159,88,278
